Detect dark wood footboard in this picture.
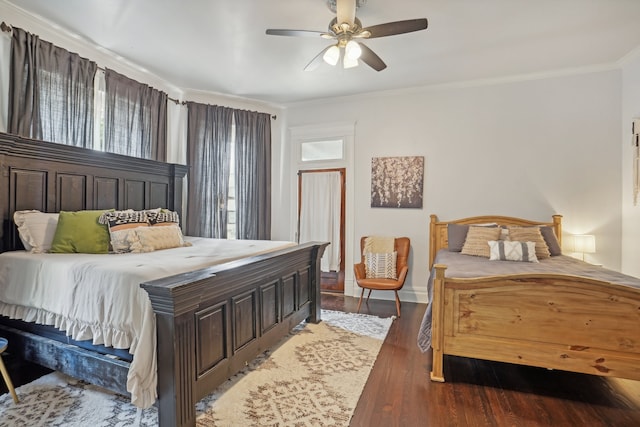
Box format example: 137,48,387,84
143,241,327,427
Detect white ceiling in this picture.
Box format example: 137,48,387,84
6,0,640,104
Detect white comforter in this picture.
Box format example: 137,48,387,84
0,237,296,408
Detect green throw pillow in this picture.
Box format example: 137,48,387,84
49,210,112,254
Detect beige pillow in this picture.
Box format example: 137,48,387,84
136,224,191,253
461,226,502,258
13,210,60,253
507,226,551,259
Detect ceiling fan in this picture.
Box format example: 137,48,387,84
265,0,428,72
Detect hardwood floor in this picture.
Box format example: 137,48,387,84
2,294,639,426
322,293,640,427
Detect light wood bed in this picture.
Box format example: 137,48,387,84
428,214,640,384
0,132,327,426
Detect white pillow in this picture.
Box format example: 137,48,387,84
488,240,538,263
13,210,59,253
364,251,397,279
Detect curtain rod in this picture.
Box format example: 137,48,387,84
1,21,277,119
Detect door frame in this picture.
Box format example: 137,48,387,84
297,168,346,292
288,121,356,296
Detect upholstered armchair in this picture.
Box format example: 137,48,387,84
354,236,410,317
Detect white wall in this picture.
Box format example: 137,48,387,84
621,50,640,277
284,70,623,303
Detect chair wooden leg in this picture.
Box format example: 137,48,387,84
365,289,372,303
0,354,18,403
357,287,365,313
394,290,401,317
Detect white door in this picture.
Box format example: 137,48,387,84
298,169,345,291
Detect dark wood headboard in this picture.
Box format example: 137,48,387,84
0,132,188,252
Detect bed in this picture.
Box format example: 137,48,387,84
0,132,327,426
418,214,640,385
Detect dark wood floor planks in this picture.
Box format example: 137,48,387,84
1,293,639,426
321,293,640,427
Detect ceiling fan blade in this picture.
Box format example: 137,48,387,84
359,43,386,72
363,18,428,39
266,29,327,38
304,45,333,71
336,0,356,26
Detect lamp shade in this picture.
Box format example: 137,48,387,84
573,234,596,254
323,45,340,66
343,55,358,69
345,40,362,60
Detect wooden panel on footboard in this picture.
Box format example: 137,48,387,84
143,241,328,427
430,269,640,383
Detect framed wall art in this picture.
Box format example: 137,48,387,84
371,156,424,208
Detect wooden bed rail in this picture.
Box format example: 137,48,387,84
429,264,446,382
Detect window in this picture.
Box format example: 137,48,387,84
300,139,344,162
227,135,236,239
93,70,106,151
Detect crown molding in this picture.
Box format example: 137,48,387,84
283,62,621,109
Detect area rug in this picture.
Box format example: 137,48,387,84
0,310,393,426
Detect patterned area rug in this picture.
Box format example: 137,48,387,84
0,310,393,426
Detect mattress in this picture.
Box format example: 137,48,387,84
0,236,296,408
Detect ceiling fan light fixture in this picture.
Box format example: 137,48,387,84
343,55,358,69
323,45,340,66
345,40,362,60
266,0,427,73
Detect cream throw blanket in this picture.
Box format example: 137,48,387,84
363,236,395,254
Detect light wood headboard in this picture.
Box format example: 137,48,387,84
428,214,563,269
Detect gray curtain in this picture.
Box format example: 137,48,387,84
104,68,167,161
8,27,96,147
186,102,233,238
234,110,271,240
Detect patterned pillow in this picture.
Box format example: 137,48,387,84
99,210,155,253
364,252,397,279
136,224,191,252
488,240,538,262
447,223,498,252
460,226,502,258
507,226,551,259
98,208,160,226
108,220,148,253
148,209,180,227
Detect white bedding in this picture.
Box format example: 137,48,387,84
0,236,296,408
